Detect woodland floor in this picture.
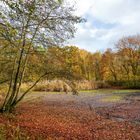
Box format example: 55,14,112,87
0,90,140,140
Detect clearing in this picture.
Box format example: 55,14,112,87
0,89,140,140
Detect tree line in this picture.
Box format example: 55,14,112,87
41,35,140,89
1,35,140,89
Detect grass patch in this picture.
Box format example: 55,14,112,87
81,89,140,94
101,95,123,102
80,90,100,93
17,89,140,104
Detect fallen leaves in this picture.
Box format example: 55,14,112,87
0,95,139,140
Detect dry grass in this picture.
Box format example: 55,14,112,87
0,80,110,95
32,80,110,92
33,80,71,92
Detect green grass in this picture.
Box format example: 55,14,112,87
12,89,140,105
80,89,140,94
23,89,140,101
81,89,140,102
101,95,123,102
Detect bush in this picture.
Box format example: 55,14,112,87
107,80,140,89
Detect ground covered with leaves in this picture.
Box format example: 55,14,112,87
0,90,140,140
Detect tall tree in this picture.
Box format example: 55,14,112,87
0,0,82,112
116,35,140,84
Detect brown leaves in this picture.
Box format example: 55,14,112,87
0,96,140,140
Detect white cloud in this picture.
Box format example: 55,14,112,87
90,0,140,25
66,0,93,16
67,0,140,52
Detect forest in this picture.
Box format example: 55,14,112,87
1,35,140,91
0,0,140,139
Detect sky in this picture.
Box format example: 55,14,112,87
66,0,140,52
